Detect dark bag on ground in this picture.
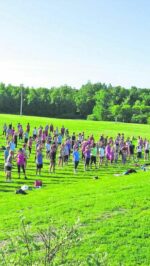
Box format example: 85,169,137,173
16,189,27,195
124,169,137,175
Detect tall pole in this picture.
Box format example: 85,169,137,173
20,84,23,116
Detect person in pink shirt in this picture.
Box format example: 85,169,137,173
109,147,114,164
15,148,27,179
42,131,46,144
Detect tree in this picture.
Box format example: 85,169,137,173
119,105,132,122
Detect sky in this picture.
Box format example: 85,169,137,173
0,0,150,89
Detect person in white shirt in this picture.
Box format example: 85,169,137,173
33,127,37,140
45,141,51,159
137,145,142,159
99,145,105,166
144,141,149,160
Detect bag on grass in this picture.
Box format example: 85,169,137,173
16,189,27,195
34,180,42,188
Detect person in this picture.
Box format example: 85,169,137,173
105,143,111,165
137,145,142,159
18,125,23,140
4,145,10,174
33,127,37,139
24,131,29,144
121,143,128,164
144,141,149,161
61,125,65,136
26,123,30,133
3,123,7,136
65,128,69,137
90,143,97,169
5,150,13,182
50,123,54,133
9,140,16,157
45,140,51,159
28,136,33,156
6,124,13,141
73,147,80,173
71,133,76,149
13,131,18,148
4,145,10,164
99,144,105,166
49,143,57,173
35,148,43,176
16,148,27,179
58,144,65,167
22,144,28,169
109,147,114,164
114,144,119,163
57,133,62,145
45,125,49,137
55,127,59,136
64,142,69,165
129,141,135,161
84,145,91,171
42,131,46,144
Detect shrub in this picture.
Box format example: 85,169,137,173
0,218,81,265
147,117,150,124
87,114,98,121
131,114,148,124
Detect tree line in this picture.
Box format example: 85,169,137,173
0,82,150,124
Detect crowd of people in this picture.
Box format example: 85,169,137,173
1,122,150,182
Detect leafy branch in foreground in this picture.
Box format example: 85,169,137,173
0,218,81,266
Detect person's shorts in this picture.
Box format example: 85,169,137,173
6,166,12,171
24,138,28,144
37,164,43,169
74,161,79,169
17,164,25,173
64,155,69,161
85,158,90,165
130,151,134,155
91,156,96,164
137,152,142,158
99,156,104,159
145,150,149,154
19,134,23,139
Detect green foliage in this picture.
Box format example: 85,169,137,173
87,114,98,121
0,82,150,123
147,117,150,124
131,114,148,124
0,218,81,265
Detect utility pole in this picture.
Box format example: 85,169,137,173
20,84,23,116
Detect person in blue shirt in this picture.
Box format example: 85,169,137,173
4,146,10,162
57,134,62,145
35,149,43,176
73,147,80,173
9,140,16,153
4,146,10,173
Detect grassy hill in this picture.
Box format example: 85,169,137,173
0,114,150,265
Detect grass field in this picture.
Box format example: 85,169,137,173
0,114,150,265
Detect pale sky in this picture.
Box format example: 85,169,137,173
0,0,150,89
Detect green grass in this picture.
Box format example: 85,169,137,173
0,114,150,265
